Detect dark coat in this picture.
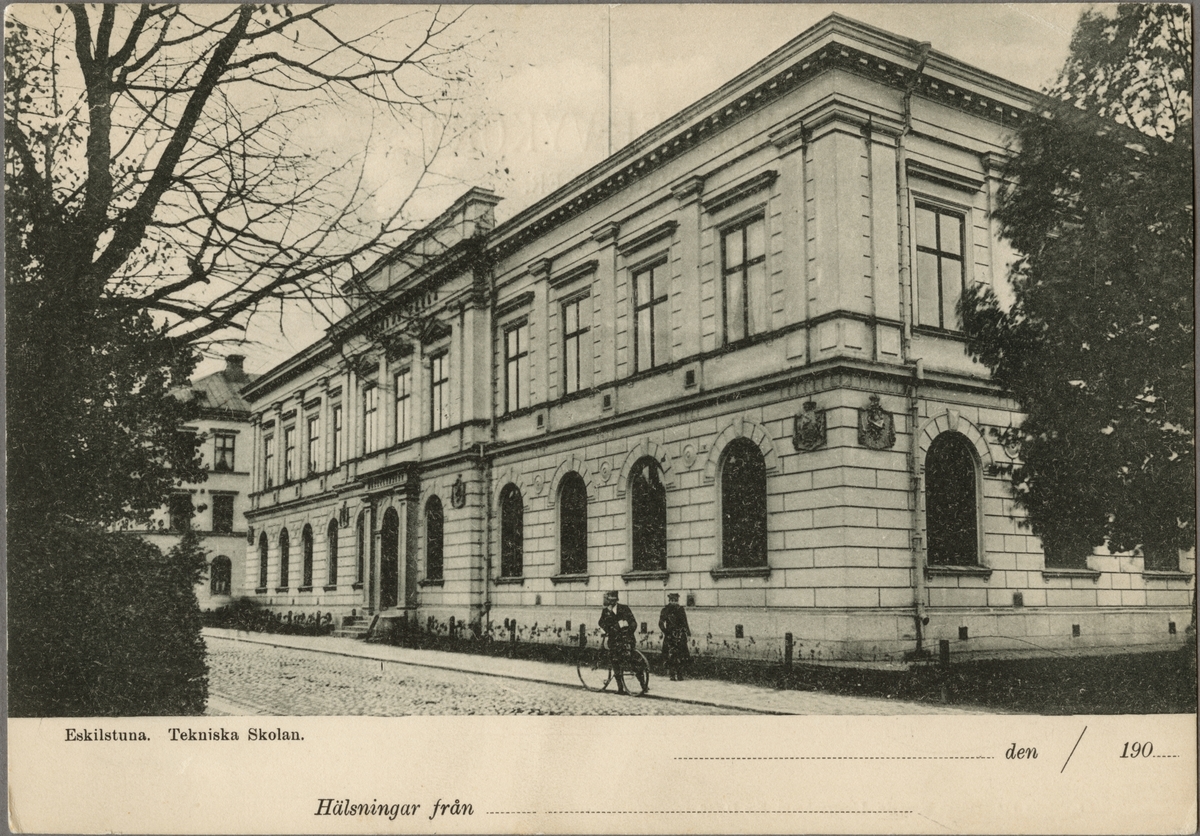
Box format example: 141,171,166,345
658,603,691,664
599,603,637,652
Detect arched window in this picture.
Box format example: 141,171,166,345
721,438,767,568
500,483,524,578
355,511,366,585
278,528,290,588
258,532,268,590
301,524,314,588
425,496,444,581
210,555,232,596
559,472,588,575
630,456,667,572
926,432,979,566
327,519,339,585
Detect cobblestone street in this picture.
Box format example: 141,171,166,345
203,629,984,715
206,635,745,716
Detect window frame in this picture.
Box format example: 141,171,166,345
306,414,320,475
278,528,291,589
718,438,768,569
499,483,524,578
213,433,236,473
429,351,449,433
362,383,379,454
629,455,668,572
301,524,314,588
720,213,768,344
913,201,967,332
561,294,590,397
331,404,344,468
425,495,445,581
503,320,530,414
211,493,235,534
327,519,340,586
168,493,193,532
263,433,276,488
258,532,269,590
924,431,982,567
631,257,670,374
394,367,412,445
558,472,588,576
210,555,232,596
282,425,296,483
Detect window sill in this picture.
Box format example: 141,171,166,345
255,587,268,595
419,578,444,587
551,573,589,585
925,565,992,579
1041,568,1100,581
494,576,525,586
710,566,771,580
274,586,290,593
298,585,313,593
323,585,338,592
352,582,364,590
1143,570,1192,581
621,570,669,583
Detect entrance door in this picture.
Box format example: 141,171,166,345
380,507,399,609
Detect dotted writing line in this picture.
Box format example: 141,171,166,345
675,756,992,761
541,810,912,815
1152,755,1180,759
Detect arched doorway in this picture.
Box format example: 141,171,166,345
380,507,399,609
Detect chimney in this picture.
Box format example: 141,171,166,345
223,354,247,382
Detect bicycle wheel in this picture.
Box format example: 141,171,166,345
630,650,650,693
576,648,613,691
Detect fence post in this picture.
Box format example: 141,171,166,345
784,632,794,670
939,639,951,669
578,623,587,648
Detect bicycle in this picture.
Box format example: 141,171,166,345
576,636,650,694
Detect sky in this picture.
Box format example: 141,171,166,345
199,3,1087,380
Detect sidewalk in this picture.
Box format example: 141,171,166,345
202,627,989,715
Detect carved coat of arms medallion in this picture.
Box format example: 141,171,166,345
450,475,467,508
858,394,896,450
792,400,826,452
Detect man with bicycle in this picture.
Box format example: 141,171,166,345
599,590,647,696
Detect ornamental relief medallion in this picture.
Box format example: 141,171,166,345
792,400,826,452
858,394,896,450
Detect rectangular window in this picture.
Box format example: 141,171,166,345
331,405,343,468
362,385,378,454
562,297,589,396
263,434,275,488
213,434,236,473
504,322,530,413
211,494,235,534
283,426,296,482
722,216,768,343
395,368,412,444
633,260,669,373
914,204,965,330
306,415,320,474
430,352,449,432
168,493,193,531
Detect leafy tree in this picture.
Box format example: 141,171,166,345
962,5,1193,569
5,5,477,714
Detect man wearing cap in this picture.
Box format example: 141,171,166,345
598,591,645,695
658,592,691,681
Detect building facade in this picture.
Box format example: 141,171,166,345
243,15,1194,662
127,355,257,610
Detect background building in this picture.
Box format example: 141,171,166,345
126,355,257,610
242,15,1194,662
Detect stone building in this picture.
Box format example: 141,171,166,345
242,15,1194,662
128,355,257,610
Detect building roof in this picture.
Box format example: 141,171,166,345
190,356,258,420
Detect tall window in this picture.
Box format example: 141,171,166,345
362,385,378,454
629,456,667,571
263,434,275,488
425,496,444,581
562,297,589,396
283,425,296,482
211,494,235,534
500,483,524,577
429,352,449,432
168,493,193,531
355,511,366,585
559,472,588,575
395,368,412,444
915,204,965,330
327,519,339,586
925,432,979,566
301,524,314,588
504,322,530,413
213,434,236,472
633,260,670,373
721,439,768,568
306,415,320,474
722,216,768,343
279,528,290,588
210,556,232,596
331,405,344,468
258,532,268,590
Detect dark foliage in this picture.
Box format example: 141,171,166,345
9,524,209,716
961,5,1194,565
202,599,334,637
